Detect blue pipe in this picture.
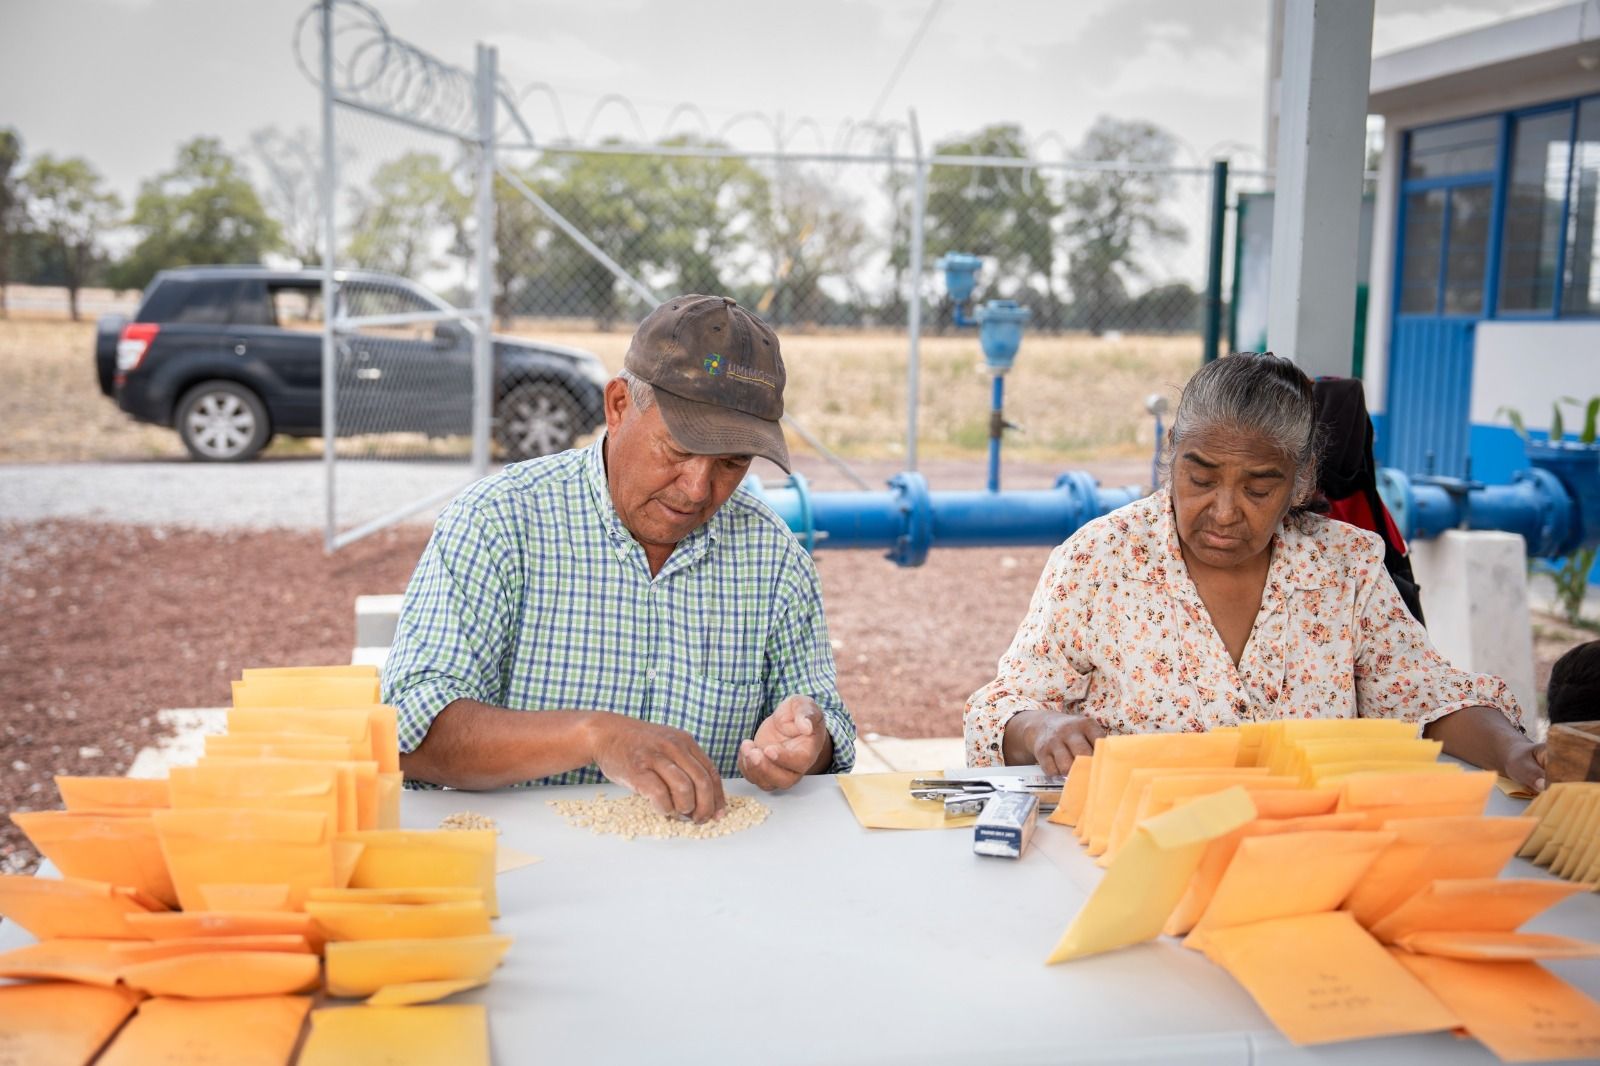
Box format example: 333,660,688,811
1375,440,1600,560
987,376,1005,494
745,470,1145,567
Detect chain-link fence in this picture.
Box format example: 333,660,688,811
306,0,1248,547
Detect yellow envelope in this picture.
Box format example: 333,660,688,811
341,829,499,917
1391,951,1600,1063
242,665,379,681
0,874,165,940
0,938,130,985
1238,788,1341,819
1311,760,1462,787
1395,930,1600,961
121,951,321,998
231,676,381,708
153,808,336,911
365,978,488,1007
55,775,170,812
227,706,399,774
378,771,402,829
1258,718,1420,776
1542,788,1600,876
324,935,513,997
1185,830,1395,948
1234,722,1271,767
306,900,492,941
307,886,484,905
170,759,344,831
198,883,294,912
0,981,143,1066
1163,813,1368,937
96,994,311,1066
1080,732,1241,856
205,732,371,762
110,934,314,963
835,772,977,831
1100,767,1275,862
1343,816,1535,929
1337,769,1496,827
1047,754,1093,828
1046,786,1256,963
1518,781,1591,858
1198,910,1458,1046
125,910,323,952
1369,878,1594,944
11,810,179,908
299,1004,489,1066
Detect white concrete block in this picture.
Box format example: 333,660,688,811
1410,531,1538,714
352,646,391,669
355,594,404,649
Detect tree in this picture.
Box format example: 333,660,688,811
493,137,767,328
249,125,335,267
924,124,1060,318
21,154,121,321
750,166,868,325
111,137,280,291
0,128,21,317
345,151,469,279
1061,117,1187,335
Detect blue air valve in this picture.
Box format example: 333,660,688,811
977,299,1029,374
937,253,983,328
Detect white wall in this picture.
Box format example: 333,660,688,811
1471,322,1600,432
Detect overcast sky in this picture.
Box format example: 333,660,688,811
0,0,1560,203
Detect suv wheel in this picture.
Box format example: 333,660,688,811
175,381,272,462
495,383,581,461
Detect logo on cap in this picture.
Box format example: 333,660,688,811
703,352,723,375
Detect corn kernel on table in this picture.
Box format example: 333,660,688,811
4,773,1596,1065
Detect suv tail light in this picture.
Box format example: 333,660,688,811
115,323,160,381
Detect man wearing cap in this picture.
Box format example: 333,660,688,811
384,295,855,822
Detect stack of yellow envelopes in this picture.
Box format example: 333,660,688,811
2,663,511,1066
1518,781,1600,884
1042,721,1600,1061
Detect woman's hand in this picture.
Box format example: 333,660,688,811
1424,705,1547,793
1503,740,1547,794
1001,709,1105,775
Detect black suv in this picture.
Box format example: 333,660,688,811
97,266,609,461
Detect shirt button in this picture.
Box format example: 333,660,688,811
646,668,656,680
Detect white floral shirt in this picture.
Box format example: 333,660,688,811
965,490,1523,767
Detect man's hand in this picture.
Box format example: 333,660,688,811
587,713,726,823
1503,740,1547,794
1003,710,1104,776
739,695,832,791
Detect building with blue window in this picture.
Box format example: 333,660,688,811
1365,2,1600,484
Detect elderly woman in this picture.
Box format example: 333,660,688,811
965,353,1545,792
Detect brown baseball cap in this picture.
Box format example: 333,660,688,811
623,294,790,472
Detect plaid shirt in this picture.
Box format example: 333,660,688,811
384,435,855,788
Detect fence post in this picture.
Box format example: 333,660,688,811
906,110,927,473
1202,158,1228,364
473,43,497,478
319,0,338,552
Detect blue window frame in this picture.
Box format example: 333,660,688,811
1397,93,1600,321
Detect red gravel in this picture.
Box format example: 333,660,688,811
0,518,1045,874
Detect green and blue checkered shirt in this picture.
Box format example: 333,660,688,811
384,435,855,788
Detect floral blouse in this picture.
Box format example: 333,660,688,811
964,490,1523,767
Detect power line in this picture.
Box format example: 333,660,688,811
865,0,946,124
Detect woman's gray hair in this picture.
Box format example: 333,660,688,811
1166,352,1320,504
617,367,655,413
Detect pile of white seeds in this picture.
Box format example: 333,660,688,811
439,811,499,832
547,792,769,841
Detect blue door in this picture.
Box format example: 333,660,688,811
1384,116,1500,477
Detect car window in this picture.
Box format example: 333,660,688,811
341,281,438,341
269,285,326,332
230,280,275,327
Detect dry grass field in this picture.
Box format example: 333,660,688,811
0,304,1201,465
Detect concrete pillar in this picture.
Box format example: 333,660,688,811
1410,531,1539,718
1267,0,1375,379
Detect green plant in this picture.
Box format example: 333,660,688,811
1498,396,1600,624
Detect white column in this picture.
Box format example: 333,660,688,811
1267,0,1375,379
